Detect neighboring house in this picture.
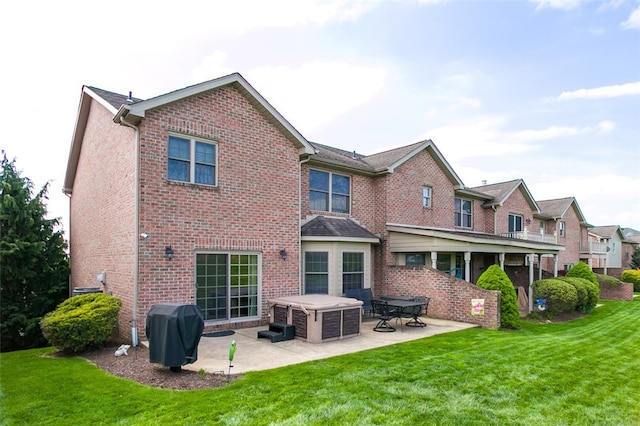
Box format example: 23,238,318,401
65,73,571,340
535,197,593,274
621,228,640,270
590,225,626,277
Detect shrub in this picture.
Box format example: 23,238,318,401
476,264,520,329
596,273,621,287
40,293,121,353
557,277,599,312
532,279,578,315
621,270,640,292
565,262,598,286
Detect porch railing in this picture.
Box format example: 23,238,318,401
580,241,608,255
499,230,558,244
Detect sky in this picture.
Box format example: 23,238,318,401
1,0,639,236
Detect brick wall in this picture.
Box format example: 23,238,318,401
383,266,500,329
69,98,137,339
599,282,634,301
133,86,301,338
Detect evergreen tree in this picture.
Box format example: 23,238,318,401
1,152,69,352
630,246,640,269
476,264,520,329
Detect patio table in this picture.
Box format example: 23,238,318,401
385,299,427,331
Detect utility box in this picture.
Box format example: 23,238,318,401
145,303,204,372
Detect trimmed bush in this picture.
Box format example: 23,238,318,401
476,264,520,329
621,270,640,292
565,262,598,286
596,273,621,287
557,277,599,312
40,293,122,353
532,279,578,315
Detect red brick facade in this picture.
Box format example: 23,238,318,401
68,75,615,340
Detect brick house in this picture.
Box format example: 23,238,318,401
65,73,574,341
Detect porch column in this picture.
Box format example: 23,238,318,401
553,254,558,277
538,254,543,280
528,253,535,313
430,251,438,269
499,253,505,270
464,252,471,282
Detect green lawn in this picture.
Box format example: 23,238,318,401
2,299,639,425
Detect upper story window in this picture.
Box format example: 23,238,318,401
422,186,432,208
168,135,216,185
309,170,350,214
508,214,523,233
540,221,545,230
559,221,566,237
454,198,472,228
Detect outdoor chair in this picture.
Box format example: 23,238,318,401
371,299,395,332
345,288,373,317
414,296,431,316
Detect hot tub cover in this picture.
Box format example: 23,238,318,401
146,303,204,367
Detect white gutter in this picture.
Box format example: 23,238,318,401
119,116,140,347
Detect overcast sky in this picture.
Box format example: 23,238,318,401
2,0,639,235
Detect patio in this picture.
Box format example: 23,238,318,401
183,316,477,374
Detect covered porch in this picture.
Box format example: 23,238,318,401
386,224,564,312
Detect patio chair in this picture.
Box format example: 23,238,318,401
345,288,373,318
371,299,395,332
414,296,431,316
405,301,427,328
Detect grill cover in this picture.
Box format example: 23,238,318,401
145,303,204,367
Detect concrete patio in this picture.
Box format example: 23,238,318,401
184,316,478,375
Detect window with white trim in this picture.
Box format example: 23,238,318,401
406,253,426,266
422,186,432,208
342,252,364,292
195,253,259,321
559,221,566,237
455,198,472,228
304,252,328,294
508,214,523,233
168,135,216,185
309,170,350,213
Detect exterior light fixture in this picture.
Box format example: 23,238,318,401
279,249,287,261
165,246,174,260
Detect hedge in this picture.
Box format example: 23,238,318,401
621,270,640,292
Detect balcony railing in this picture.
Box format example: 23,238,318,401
499,230,558,244
580,241,608,255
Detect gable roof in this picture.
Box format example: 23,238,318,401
116,72,315,155
590,225,624,239
536,196,589,225
64,73,315,194
469,179,540,212
301,216,379,243
309,139,465,186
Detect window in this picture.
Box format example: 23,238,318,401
342,252,364,292
304,252,328,294
309,170,350,213
195,253,259,321
540,221,545,230
559,221,566,237
508,214,523,233
406,253,426,266
454,198,472,228
422,186,432,208
168,135,216,185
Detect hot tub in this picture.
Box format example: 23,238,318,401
268,295,363,343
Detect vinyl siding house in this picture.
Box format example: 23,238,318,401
589,225,626,276
65,73,577,341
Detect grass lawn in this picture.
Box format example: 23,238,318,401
2,298,639,425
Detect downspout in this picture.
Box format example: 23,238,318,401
298,156,311,294
119,116,140,346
